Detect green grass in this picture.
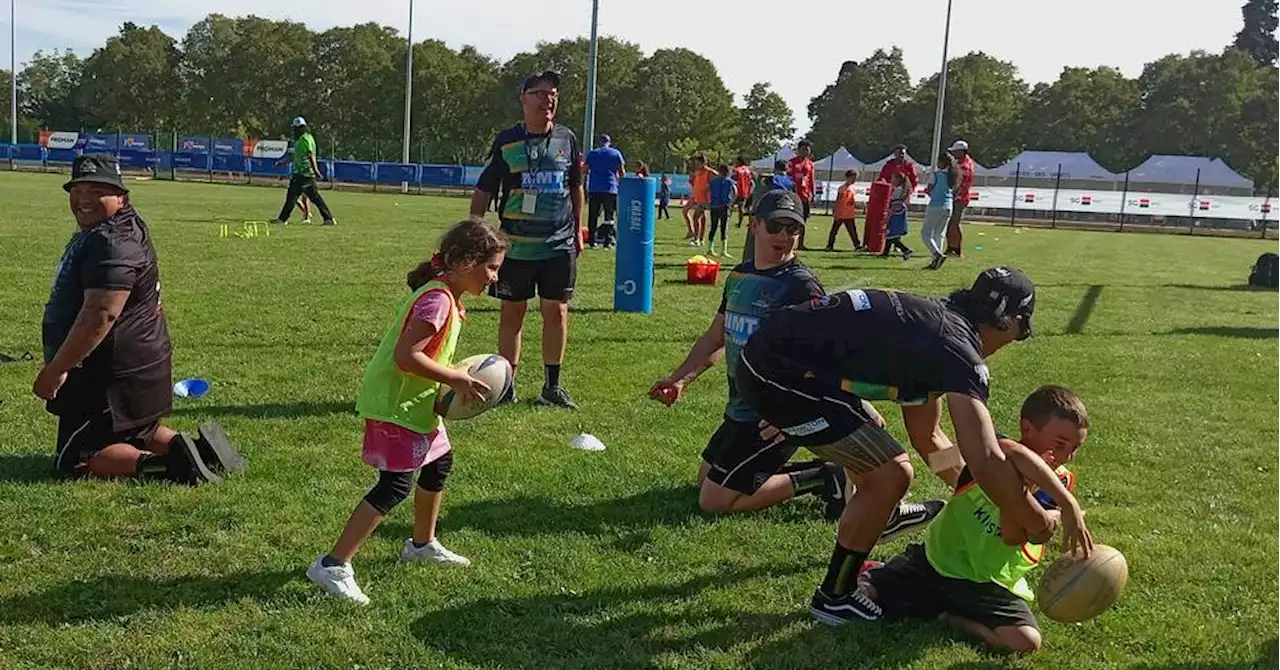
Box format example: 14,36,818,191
0,171,1276,670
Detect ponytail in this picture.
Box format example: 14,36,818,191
406,252,445,290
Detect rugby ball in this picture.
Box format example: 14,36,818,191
1036,544,1128,623
434,354,513,420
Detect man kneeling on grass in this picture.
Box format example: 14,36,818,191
856,385,1094,654
34,154,244,484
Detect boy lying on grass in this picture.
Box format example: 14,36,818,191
857,385,1094,654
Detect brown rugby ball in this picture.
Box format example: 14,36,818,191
1037,544,1128,623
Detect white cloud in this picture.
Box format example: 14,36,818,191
3,0,1245,135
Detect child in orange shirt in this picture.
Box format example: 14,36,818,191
825,170,860,251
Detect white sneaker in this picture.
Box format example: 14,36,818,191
306,556,370,604
301,216,313,224
400,538,471,566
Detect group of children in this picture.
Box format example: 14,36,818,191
305,174,1090,656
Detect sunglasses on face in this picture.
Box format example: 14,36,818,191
763,219,803,236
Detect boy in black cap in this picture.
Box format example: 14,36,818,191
35,154,244,484
469,70,583,409
735,267,1085,625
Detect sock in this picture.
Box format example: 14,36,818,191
135,452,169,479
821,544,869,597
412,539,431,549
320,554,345,568
788,466,827,496
545,364,561,389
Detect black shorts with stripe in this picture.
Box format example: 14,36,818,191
866,543,1038,631
55,408,159,476
700,418,797,495
734,351,905,474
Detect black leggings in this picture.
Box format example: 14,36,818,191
709,206,730,241
658,202,670,219
278,176,333,222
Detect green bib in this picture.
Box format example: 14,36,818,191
924,470,1056,601
355,281,460,434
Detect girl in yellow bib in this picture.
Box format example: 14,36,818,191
308,220,507,604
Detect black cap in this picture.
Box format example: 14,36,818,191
63,154,129,193
893,143,907,151
969,267,1036,339
754,189,806,226
520,70,561,93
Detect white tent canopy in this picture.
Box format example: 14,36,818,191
1126,155,1253,189
986,151,1117,181
751,145,795,169
863,150,928,173
813,146,863,171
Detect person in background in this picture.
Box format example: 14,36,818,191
469,70,582,409
585,133,625,249
946,140,976,258
787,140,816,250
731,156,755,227
271,116,336,226
922,151,960,270
689,154,715,247
878,144,919,191
298,193,312,224
825,169,860,252
882,172,914,260
741,161,796,262
657,174,672,220
635,161,650,178
707,164,737,258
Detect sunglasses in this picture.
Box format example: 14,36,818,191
763,219,803,236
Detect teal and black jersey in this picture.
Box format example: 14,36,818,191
476,123,582,261
718,259,823,421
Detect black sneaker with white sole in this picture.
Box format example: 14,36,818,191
879,499,945,542
195,422,246,473
535,385,577,409
168,434,222,485
810,585,882,626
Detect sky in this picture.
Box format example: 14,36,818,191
3,0,1248,135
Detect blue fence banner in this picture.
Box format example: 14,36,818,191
121,134,152,151
614,176,657,314
419,164,463,186
333,160,374,183
374,162,418,185
118,149,155,168
249,157,290,176
84,133,118,152
211,153,247,172
212,137,243,156
47,148,79,163
178,135,209,152
174,152,210,170
462,166,484,187
15,144,43,161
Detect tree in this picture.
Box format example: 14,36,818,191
893,52,1030,166
410,40,503,163
76,23,182,132
16,50,84,130
1019,66,1140,172
621,48,738,167
1234,0,1279,66
806,47,912,160
737,83,794,162
311,23,402,160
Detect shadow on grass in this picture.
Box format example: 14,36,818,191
412,562,967,669
1122,637,1277,669
171,400,353,419
0,453,56,484
0,569,297,625
1165,326,1278,339
1163,283,1271,292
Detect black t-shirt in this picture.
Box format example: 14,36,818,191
42,206,172,420
746,288,990,403
476,123,582,261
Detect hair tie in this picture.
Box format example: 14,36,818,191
429,252,444,271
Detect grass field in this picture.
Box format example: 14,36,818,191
0,171,1276,670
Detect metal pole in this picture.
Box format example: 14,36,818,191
1050,163,1061,228
1010,162,1020,226
10,0,16,146
1187,167,1200,235
929,0,954,168
1118,170,1129,231
583,0,600,152
827,151,835,215
400,0,414,193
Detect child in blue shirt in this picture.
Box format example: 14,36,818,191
658,174,671,219
708,164,737,257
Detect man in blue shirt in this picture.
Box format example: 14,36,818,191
584,133,625,248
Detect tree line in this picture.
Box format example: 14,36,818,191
1,1,1276,192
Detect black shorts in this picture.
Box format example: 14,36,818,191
866,543,1038,630
587,192,618,222
801,200,812,220
734,351,905,474
733,195,749,208
55,407,160,476
490,252,577,302
700,418,797,495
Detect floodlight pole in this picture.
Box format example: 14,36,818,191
401,0,414,192
583,0,599,152
929,0,954,168
10,0,16,145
